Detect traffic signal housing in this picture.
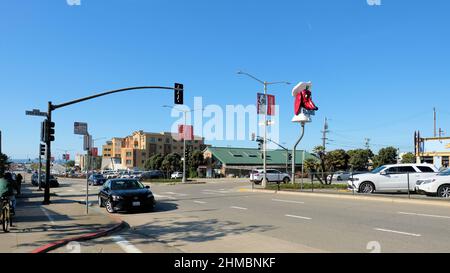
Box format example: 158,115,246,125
42,120,55,142
174,83,184,105
40,144,46,156
288,153,292,161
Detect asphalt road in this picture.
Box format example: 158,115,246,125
49,178,450,253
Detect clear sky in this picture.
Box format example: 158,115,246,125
1,0,449,159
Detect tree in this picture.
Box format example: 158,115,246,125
401,152,416,164
161,153,182,176
144,154,164,171
373,147,398,168
324,149,349,184
65,160,76,168
303,158,320,174
187,150,205,178
348,149,374,171
0,153,10,176
312,145,327,181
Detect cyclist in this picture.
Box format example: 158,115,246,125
0,173,15,215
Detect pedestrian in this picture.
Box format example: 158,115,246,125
2,173,16,215
15,173,23,195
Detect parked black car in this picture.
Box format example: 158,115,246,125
98,179,155,213
88,174,107,186
31,173,60,188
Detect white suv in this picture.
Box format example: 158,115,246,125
250,169,291,184
416,169,450,198
348,164,438,194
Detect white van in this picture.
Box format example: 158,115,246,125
348,164,438,194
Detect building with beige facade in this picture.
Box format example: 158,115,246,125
102,131,206,170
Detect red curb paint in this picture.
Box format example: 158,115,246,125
31,221,127,254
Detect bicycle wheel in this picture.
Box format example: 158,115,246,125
2,207,10,232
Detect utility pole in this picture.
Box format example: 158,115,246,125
321,118,329,150
0,130,2,155
364,138,371,150
434,107,437,137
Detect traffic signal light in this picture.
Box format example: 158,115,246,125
40,144,46,156
258,142,262,150
174,83,184,105
288,153,292,161
43,120,55,142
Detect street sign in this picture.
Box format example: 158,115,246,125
26,109,48,117
74,122,88,135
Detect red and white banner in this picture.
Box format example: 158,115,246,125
267,94,276,116
178,125,194,141
90,147,98,157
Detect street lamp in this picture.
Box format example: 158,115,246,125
162,105,204,183
237,71,290,188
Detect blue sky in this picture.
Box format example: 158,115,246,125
1,0,449,159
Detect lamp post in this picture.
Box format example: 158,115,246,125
163,105,204,183
237,71,290,188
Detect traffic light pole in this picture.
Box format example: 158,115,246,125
183,112,187,183
43,101,52,205
41,85,183,205
38,145,43,191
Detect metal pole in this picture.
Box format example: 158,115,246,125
86,150,90,214
183,112,187,183
292,123,305,184
43,102,52,205
407,172,411,199
301,150,305,191
263,82,268,188
0,130,2,155
38,145,42,191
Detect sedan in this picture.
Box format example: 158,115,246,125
98,179,156,213
171,172,183,179
88,174,107,186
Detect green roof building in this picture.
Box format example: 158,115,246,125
203,147,317,178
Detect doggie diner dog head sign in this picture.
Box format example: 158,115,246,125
292,81,318,123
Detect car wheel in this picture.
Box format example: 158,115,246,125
98,196,104,207
359,182,375,194
437,185,450,198
105,199,116,213
283,177,290,184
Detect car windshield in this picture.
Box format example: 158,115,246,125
371,166,386,174
111,180,144,190
438,169,450,176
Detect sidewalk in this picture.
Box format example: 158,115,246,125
0,182,123,253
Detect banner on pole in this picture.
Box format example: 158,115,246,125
267,94,276,116
257,93,267,115
178,125,194,141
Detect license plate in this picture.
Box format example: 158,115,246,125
132,201,141,207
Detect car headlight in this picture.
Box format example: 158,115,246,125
147,194,154,199
112,195,123,201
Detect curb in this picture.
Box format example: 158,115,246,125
241,188,450,208
31,221,128,254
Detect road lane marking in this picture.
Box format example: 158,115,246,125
193,201,207,204
40,207,56,225
374,228,421,237
163,192,188,196
203,189,230,194
398,212,450,220
285,214,312,220
230,206,248,210
153,194,176,200
272,199,305,204
111,236,142,253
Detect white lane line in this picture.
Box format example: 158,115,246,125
374,228,421,237
230,206,248,210
398,212,450,220
203,189,230,194
202,192,220,195
111,236,142,253
272,199,305,204
163,192,188,196
193,201,207,204
285,214,312,220
153,194,176,200
40,207,56,225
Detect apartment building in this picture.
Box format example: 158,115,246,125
102,131,205,170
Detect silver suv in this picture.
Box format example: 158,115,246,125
250,169,291,184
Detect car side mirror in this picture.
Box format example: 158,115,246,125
145,186,150,189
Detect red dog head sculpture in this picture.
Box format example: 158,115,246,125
293,83,318,115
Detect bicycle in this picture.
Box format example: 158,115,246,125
0,196,12,233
